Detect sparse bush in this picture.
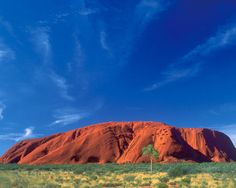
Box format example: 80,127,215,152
168,165,188,177
89,174,98,180
135,178,142,185
143,177,152,181
123,175,135,182
156,182,168,188
182,176,191,185
201,180,208,188
1,163,236,187
159,176,169,183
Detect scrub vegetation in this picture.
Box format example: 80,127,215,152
0,163,236,187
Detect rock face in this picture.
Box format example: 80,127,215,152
1,122,236,164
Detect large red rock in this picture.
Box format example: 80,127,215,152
1,122,236,164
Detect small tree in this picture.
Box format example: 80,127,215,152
141,144,159,172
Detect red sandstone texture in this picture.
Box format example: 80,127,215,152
0,122,236,164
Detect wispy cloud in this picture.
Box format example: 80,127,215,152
30,27,51,63
0,127,37,142
135,0,171,26
144,21,236,91
50,113,86,126
144,62,201,91
120,0,172,62
69,40,90,91
209,102,236,116
49,101,103,127
100,31,109,51
72,40,85,69
49,108,87,126
0,102,6,120
28,24,79,102
0,17,14,36
53,13,70,24
78,8,99,16
50,72,74,101
0,42,15,63
76,0,173,66
39,8,99,25
100,31,113,56
30,26,75,100
182,23,236,63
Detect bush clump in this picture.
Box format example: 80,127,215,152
156,182,168,188
168,165,189,177
123,175,135,182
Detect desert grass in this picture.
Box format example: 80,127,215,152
0,163,236,187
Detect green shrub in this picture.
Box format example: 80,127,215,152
168,165,188,177
1,163,236,174
123,175,135,182
182,177,191,184
159,176,169,183
135,179,142,185
89,174,98,180
156,182,168,188
201,180,208,188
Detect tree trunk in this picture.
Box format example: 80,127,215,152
150,158,153,173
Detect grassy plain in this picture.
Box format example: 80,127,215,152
0,163,236,187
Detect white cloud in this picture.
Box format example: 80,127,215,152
30,27,75,100
0,103,6,120
209,103,236,116
0,127,36,142
144,21,236,91
50,72,74,101
53,13,70,23
50,114,86,126
30,27,51,63
0,43,15,63
115,0,173,65
100,31,113,56
49,102,103,127
182,23,236,63
50,108,87,126
69,0,172,72
24,127,33,137
144,63,201,91
78,8,98,16
100,31,109,51
135,0,171,26
68,39,91,91
73,40,85,69
0,17,12,32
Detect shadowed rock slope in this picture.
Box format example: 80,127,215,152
1,122,236,164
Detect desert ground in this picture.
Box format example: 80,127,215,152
0,163,236,188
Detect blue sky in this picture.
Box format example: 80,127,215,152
1,0,236,155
